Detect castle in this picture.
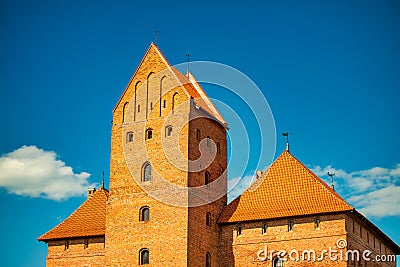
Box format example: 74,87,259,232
38,43,399,266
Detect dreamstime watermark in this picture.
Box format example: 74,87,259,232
122,61,276,207
256,239,396,263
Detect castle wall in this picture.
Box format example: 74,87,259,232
46,237,105,267
345,213,397,267
219,214,349,267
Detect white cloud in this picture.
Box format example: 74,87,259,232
227,175,255,202
0,145,94,201
310,163,400,218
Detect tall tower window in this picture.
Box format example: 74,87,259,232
142,162,151,182
205,171,210,186
139,248,149,265
206,252,211,267
140,206,150,221
206,212,212,226
127,132,134,143
216,142,220,154
172,92,178,113
146,128,153,140
163,99,166,108
122,102,129,123
165,126,173,137
196,129,201,140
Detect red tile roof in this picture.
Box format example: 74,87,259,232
218,150,353,224
38,188,108,241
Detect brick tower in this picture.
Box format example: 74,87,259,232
106,43,228,266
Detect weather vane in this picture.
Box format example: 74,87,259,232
282,132,291,151
186,53,190,77
101,170,105,189
327,172,335,191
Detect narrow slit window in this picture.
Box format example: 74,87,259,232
262,223,267,234
315,218,320,229
288,220,293,231
237,226,242,236
206,252,211,267
196,129,200,140
206,212,211,227
205,172,210,186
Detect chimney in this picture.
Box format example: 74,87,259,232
87,188,96,198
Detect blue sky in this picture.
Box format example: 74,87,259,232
0,0,399,266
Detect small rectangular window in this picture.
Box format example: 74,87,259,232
288,220,293,231
163,100,166,108
138,105,141,112
65,240,69,250
315,218,320,229
262,223,267,234
237,226,242,236
84,239,89,249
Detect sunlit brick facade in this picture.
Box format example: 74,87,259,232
38,44,399,267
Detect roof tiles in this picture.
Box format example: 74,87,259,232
218,150,353,224
38,188,108,241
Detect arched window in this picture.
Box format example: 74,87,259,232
122,102,129,123
139,248,149,265
127,132,134,143
196,129,201,140
134,81,140,121
160,76,166,117
205,172,210,186
165,125,172,137
145,128,153,140
206,212,211,226
172,92,178,113
142,162,151,181
273,257,284,267
206,252,211,267
140,206,150,221
146,72,154,119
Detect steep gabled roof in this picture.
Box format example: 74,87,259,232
113,43,227,127
218,150,353,224
38,188,108,241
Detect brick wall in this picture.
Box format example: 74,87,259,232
106,44,228,266
219,214,350,267
46,237,105,267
